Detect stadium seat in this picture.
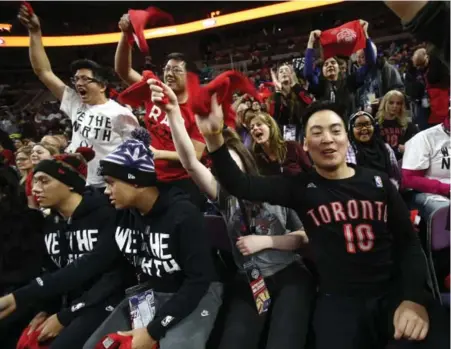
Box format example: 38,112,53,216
425,204,451,306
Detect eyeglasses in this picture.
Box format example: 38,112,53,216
70,76,99,85
354,123,373,130
163,66,185,75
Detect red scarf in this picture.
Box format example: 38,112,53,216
127,7,174,54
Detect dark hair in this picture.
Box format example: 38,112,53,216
0,166,26,216
166,52,198,74
70,59,110,86
222,128,259,176
302,101,347,130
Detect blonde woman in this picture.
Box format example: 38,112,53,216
15,146,33,186
267,63,313,141
377,90,418,160
246,111,311,176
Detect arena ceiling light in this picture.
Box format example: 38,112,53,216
0,0,344,48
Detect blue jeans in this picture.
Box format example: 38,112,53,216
410,192,450,221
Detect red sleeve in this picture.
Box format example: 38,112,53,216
402,168,450,197
25,172,33,197
2,149,15,166
295,142,312,171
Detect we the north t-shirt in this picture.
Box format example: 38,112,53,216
61,87,139,187
403,124,450,184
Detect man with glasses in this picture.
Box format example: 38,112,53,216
18,5,139,191
114,14,207,209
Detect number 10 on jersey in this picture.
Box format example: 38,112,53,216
343,223,375,253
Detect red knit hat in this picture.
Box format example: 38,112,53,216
16,327,50,349
319,20,366,59
127,7,174,55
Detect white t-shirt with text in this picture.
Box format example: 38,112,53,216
61,87,139,187
403,124,450,184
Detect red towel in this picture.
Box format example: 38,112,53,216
188,71,261,128
319,20,366,59
94,334,159,349
118,69,260,129
127,7,174,55
117,71,166,107
94,334,130,349
16,327,50,349
258,82,274,101
1,148,15,166
21,1,34,15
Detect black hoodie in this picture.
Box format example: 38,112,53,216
14,187,218,340
14,189,127,326
115,186,218,340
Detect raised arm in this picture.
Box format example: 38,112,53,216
149,79,217,199
195,95,301,208
149,79,246,200
115,14,143,86
304,30,322,86
351,20,376,87
18,5,66,101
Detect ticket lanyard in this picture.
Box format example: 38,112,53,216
237,200,271,315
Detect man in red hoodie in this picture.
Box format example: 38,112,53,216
114,14,206,209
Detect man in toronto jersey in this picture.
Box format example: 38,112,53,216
198,98,449,349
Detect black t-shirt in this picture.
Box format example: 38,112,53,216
380,120,418,159
209,144,427,304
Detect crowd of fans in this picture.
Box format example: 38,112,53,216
0,1,449,349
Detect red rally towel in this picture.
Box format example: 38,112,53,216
188,70,262,128
258,82,274,101
16,327,50,349
117,71,167,107
127,7,174,54
118,70,260,129
21,1,34,14
319,20,366,59
94,334,159,349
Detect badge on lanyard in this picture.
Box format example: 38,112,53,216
243,261,271,315
421,96,430,108
283,124,297,141
237,202,271,315
128,289,157,329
